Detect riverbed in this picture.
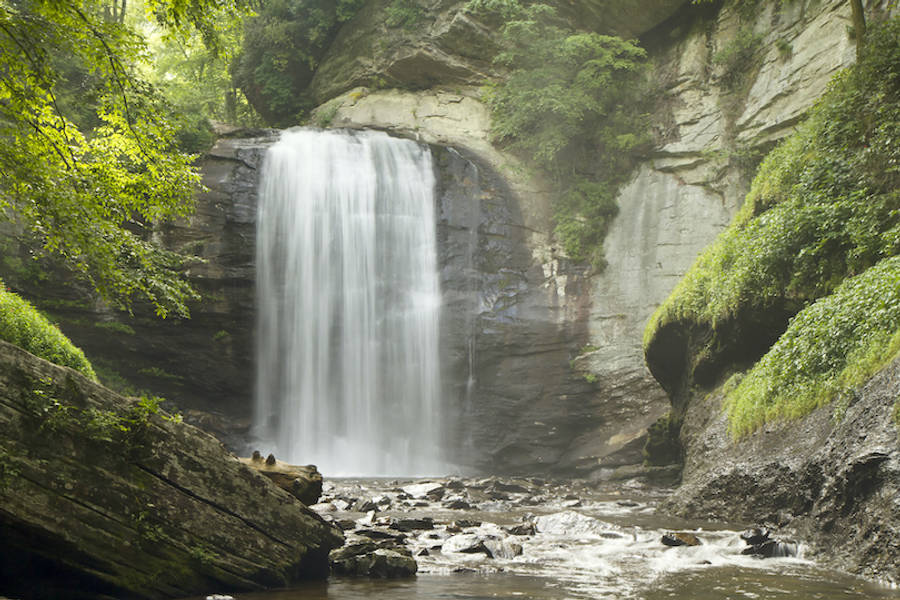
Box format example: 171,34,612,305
185,477,900,600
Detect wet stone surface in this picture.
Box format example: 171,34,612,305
289,476,900,599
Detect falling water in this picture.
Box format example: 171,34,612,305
254,129,443,476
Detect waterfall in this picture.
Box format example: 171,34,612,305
254,129,444,476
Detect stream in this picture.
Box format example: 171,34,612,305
185,477,900,600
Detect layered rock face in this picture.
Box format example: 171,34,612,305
432,143,596,474
310,0,861,474
585,0,860,459
309,0,689,104
0,340,343,599
637,0,900,582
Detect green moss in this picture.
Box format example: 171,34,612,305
34,297,92,311
92,361,145,397
313,98,341,128
384,0,423,29
94,321,136,336
725,257,900,436
894,397,900,431
0,448,20,490
0,282,97,380
138,367,184,383
643,412,682,466
645,17,900,353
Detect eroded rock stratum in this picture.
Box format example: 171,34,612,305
0,340,342,599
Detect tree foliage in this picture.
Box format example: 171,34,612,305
474,1,650,266
0,0,251,317
232,0,364,126
146,3,259,152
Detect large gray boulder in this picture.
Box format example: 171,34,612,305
0,340,343,599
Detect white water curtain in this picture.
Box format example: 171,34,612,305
254,129,443,476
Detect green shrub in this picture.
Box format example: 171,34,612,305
713,27,764,91
0,283,96,380
385,0,423,29
775,37,793,59
725,257,900,436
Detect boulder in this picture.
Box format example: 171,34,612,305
401,482,444,499
482,539,524,560
389,517,434,532
0,341,343,600
491,481,531,494
443,498,472,510
740,528,771,546
533,511,619,537
442,533,522,559
238,454,323,506
330,543,417,578
352,499,379,513
443,534,492,557
661,532,702,547
738,527,797,558
505,523,536,536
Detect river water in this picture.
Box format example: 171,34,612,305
185,477,900,600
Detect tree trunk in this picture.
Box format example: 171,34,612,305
850,0,866,59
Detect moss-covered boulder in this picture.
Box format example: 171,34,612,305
0,340,343,600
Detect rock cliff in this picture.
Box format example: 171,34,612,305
639,1,900,584
309,0,690,103
0,0,876,477
0,340,343,599
667,357,900,583
302,0,864,474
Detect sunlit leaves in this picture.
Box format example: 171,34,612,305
0,0,249,317
0,281,97,379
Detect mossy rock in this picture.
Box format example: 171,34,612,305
0,340,342,599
